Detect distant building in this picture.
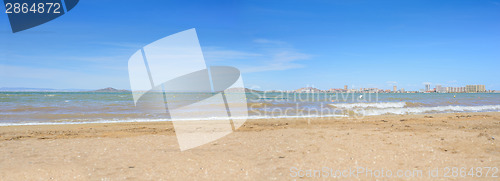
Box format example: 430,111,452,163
328,88,345,93
344,85,348,90
393,86,397,92
436,84,446,93
446,87,465,93
466,85,486,93
401,88,405,93
425,83,431,92
359,88,379,93
466,85,475,93
479,85,486,92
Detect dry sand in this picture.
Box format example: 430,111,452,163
0,112,499,180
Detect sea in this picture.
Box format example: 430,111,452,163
1,92,499,126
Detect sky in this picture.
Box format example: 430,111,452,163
1,0,499,91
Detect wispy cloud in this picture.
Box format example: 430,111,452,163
0,64,76,79
386,81,398,85
1,39,311,88
0,53,129,72
253,38,286,45
240,51,311,73
204,39,311,73
203,47,262,62
0,52,127,63
91,41,145,49
0,64,127,89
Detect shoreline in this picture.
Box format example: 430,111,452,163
1,110,499,127
1,112,499,140
1,112,499,180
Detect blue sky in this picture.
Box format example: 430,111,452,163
1,0,499,91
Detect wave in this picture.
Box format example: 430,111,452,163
5,106,61,112
360,105,500,116
0,114,347,126
329,102,407,109
404,102,426,107
1,105,498,126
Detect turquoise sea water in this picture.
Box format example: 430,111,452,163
0,92,499,125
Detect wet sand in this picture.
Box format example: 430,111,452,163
0,112,499,180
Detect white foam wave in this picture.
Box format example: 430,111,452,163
330,102,406,109
359,105,500,116
0,114,347,126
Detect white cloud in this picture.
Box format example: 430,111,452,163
0,64,127,89
240,51,310,73
203,47,262,62
92,41,144,49
386,81,398,85
253,38,286,45
0,39,311,89
0,53,127,64
0,64,85,79
203,40,311,73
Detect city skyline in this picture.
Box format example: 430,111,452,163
277,83,492,93
0,82,496,92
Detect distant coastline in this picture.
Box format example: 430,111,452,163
0,87,498,93
89,87,130,93
0,87,129,92
0,87,92,92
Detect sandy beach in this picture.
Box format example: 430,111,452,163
0,112,499,180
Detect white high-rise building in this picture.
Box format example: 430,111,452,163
425,83,431,92
436,84,446,93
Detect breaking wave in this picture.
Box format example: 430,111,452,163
329,102,500,115
359,105,500,115
329,102,407,109
0,114,347,126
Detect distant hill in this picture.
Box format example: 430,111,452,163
0,87,131,92
225,87,263,93
295,87,323,93
91,87,130,92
